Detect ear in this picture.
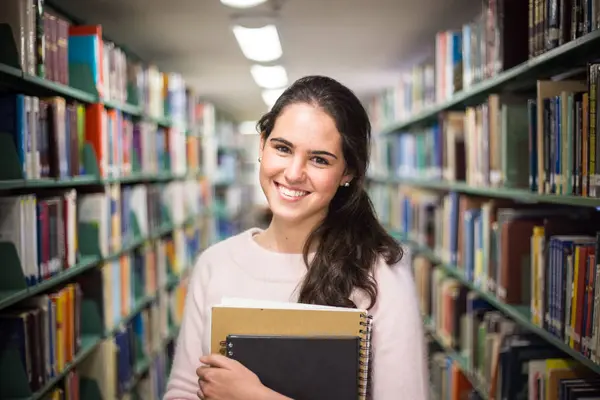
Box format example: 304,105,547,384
340,168,355,187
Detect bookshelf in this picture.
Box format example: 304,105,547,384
0,0,243,399
367,3,600,400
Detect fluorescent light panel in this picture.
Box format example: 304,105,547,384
220,0,267,8
262,88,286,108
250,65,288,89
232,24,282,62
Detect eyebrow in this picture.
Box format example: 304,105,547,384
269,137,338,159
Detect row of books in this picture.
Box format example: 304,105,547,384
370,183,600,371
367,0,529,130
370,70,600,200
0,179,206,289
79,231,195,334
0,92,200,181
367,0,600,135
0,226,193,399
414,253,600,400
0,0,193,125
0,283,82,394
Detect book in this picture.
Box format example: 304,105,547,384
210,298,373,400
222,334,361,400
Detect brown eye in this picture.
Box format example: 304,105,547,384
312,156,329,165
275,145,291,153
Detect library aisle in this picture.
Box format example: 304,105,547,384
2,0,600,399
366,2,600,400
0,1,256,399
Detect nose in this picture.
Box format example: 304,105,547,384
283,155,306,183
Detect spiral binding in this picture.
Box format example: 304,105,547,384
219,340,233,357
358,312,374,400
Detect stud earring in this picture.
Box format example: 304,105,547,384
258,157,262,162
342,182,350,187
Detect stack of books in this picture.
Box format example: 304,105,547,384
210,298,373,400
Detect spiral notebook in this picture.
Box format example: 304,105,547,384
222,334,361,400
210,298,373,400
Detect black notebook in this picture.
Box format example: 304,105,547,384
222,334,363,400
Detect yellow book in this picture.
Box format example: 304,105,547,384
50,288,66,372
531,226,544,326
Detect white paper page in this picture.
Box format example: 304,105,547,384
215,297,366,313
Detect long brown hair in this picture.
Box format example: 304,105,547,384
256,76,403,310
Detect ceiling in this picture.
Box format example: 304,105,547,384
50,0,482,122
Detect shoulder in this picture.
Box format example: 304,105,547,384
199,228,258,262
188,228,259,284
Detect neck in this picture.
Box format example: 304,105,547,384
259,214,323,254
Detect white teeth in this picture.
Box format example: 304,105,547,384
278,184,308,198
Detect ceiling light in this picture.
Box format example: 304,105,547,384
232,24,282,62
220,0,267,8
250,65,288,89
262,88,286,108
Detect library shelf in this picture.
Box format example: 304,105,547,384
370,176,600,208
21,72,98,104
0,169,203,192
379,29,600,135
20,255,190,400
0,56,173,125
18,270,186,400
102,98,143,117
0,255,100,311
422,316,487,399
394,232,600,377
4,334,101,400
0,212,202,313
124,325,181,394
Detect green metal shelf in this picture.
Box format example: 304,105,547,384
370,176,600,207
0,62,171,124
0,212,201,313
103,99,142,116
21,74,98,104
5,334,102,400
0,169,204,192
400,234,600,376
10,255,193,400
0,255,100,311
380,29,600,134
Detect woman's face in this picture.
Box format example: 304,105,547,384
258,102,352,226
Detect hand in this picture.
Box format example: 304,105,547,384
195,354,268,400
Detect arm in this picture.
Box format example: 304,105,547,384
368,257,430,400
164,255,209,400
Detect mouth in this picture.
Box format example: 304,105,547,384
274,182,310,201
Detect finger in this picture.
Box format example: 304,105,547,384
196,364,210,377
200,353,238,369
196,365,212,382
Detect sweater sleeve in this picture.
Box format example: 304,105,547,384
164,254,209,400
368,256,430,400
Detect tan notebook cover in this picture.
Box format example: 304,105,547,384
210,299,373,399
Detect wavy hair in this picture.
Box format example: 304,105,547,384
256,76,403,310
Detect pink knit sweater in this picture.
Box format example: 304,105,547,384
164,228,429,399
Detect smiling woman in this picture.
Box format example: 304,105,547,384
164,76,430,400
